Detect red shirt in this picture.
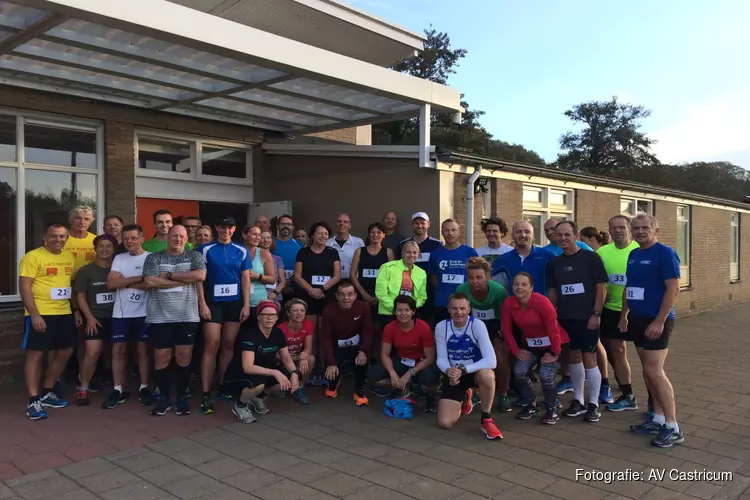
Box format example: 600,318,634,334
320,300,373,365
382,319,434,360
278,320,315,357
501,292,569,357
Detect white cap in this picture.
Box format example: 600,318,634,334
411,212,430,222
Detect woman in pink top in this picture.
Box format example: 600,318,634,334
501,272,568,425
277,299,315,404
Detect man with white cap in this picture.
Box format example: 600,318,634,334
398,212,442,324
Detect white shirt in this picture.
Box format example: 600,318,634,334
326,235,365,279
111,252,150,318
475,244,514,264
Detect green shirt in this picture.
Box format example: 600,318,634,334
142,239,193,253
597,241,639,312
456,280,508,323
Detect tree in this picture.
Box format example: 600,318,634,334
557,97,658,174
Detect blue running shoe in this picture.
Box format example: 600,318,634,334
183,386,193,399
40,392,68,408
607,394,638,412
630,421,662,435
554,398,563,409
556,379,574,395
599,385,614,404
652,425,685,448
292,388,310,405
372,386,391,398
27,399,48,420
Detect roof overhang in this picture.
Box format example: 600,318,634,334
167,0,425,67
0,0,462,133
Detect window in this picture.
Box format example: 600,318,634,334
201,146,248,179
621,197,653,217
138,136,191,173
522,185,574,245
0,112,102,302
731,213,740,281
676,205,691,286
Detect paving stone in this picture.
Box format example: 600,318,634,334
57,457,117,479
250,478,322,500
246,450,303,471
137,462,201,487
269,436,323,456
294,445,353,466
100,481,172,500
194,457,252,480
169,446,226,467
398,477,465,500
361,465,423,489
497,465,558,491
450,471,514,498
503,485,554,500
542,478,608,500
78,468,141,494
0,483,13,499
112,450,175,473
8,473,81,500
148,438,200,455
163,475,228,500
328,456,386,477
194,489,257,500
105,446,151,462
220,468,282,492
343,484,415,500
410,459,472,483
275,460,337,485
308,471,373,497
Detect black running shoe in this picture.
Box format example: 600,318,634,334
516,403,540,420
174,397,191,416
151,399,172,416
101,389,128,409
563,399,586,418
138,387,154,406
583,403,601,422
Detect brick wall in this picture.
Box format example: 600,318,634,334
104,121,137,221
452,173,485,246
451,176,523,247
495,179,523,225
304,127,357,144
576,190,620,231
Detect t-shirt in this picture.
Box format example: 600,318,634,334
434,318,496,374
198,241,250,303
382,318,434,361
544,240,593,256
456,280,508,324
228,325,288,377
320,301,374,365
273,238,302,280
142,238,193,253
546,249,609,320
295,246,340,290
492,246,556,295
143,250,205,324
64,232,96,273
278,320,314,357
428,245,479,307
475,244,513,266
73,262,115,319
597,241,639,312
111,251,150,319
19,247,75,316
326,235,365,279
625,242,680,319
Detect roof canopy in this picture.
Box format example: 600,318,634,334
0,0,462,133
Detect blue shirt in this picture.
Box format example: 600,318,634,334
491,246,556,295
273,238,302,275
199,241,251,302
399,236,442,273
544,240,593,256
428,244,478,307
625,242,680,319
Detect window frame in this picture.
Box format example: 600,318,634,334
620,197,654,217
730,212,740,282
522,184,574,245
676,204,691,287
0,110,104,303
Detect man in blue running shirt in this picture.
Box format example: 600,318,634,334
543,218,593,255
273,214,302,283
491,221,555,294
196,216,251,414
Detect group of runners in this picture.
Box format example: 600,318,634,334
18,204,683,448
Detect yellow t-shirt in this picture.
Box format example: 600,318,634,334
19,247,76,316
64,232,96,273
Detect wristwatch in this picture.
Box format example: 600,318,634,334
166,272,173,280
592,311,602,317
408,368,417,377
457,364,467,374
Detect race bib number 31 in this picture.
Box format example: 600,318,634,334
50,287,71,300
561,283,585,295
626,287,645,301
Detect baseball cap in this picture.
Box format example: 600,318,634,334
218,216,236,227
411,212,430,222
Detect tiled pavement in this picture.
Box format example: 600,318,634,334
1,306,750,499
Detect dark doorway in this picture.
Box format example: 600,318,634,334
199,202,248,243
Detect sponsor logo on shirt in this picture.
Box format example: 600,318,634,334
563,266,573,272
640,260,651,265
46,267,58,276
65,267,73,275
93,281,107,286
438,260,467,270
86,252,95,260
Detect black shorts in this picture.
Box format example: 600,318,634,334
22,314,77,352
333,344,361,366
83,317,111,342
111,317,149,343
148,322,199,349
441,373,477,402
300,290,331,315
628,316,674,350
223,374,279,397
204,301,243,324
558,318,599,353
600,307,631,341
482,319,501,340
368,358,441,388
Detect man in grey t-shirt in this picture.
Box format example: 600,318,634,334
143,225,206,416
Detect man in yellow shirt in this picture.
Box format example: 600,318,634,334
19,222,77,420
64,205,96,273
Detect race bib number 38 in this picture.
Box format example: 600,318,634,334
561,283,585,295
96,292,115,305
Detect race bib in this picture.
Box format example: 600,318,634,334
561,283,584,295
96,292,115,305
312,275,330,285
214,284,238,297
284,270,294,280
265,283,276,290
337,334,360,348
417,252,430,262
126,289,144,303
50,287,71,300
399,290,412,297
401,357,416,368
626,287,645,301
526,336,551,348
472,308,496,320
362,268,378,278
159,286,184,293
609,273,627,285
442,274,462,284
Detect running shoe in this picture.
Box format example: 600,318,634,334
583,403,601,422
249,397,270,415
372,386,390,398
481,418,503,440
292,388,310,405
541,407,560,425
174,397,191,416
353,391,369,407
200,395,215,415
138,387,154,406
515,397,532,407
554,398,563,409
424,396,437,413
411,384,426,400
232,403,256,424
325,385,338,399
101,389,128,409
599,385,614,404
517,403,540,420
461,388,475,415
556,379,574,395
495,395,512,412
40,391,69,408
151,399,172,416
52,380,65,399
651,425,684,448
217,386,235,402
183,386,193,399
563,400,586,418
607,394,638,412
75,390,90,406
27,399,48,420
471,392,482,406
630,421,662,435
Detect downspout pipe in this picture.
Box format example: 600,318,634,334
465,165,482,247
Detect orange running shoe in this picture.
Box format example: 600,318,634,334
325,386,338,399
353,391,369,406
481,417,503,440
461,388,474,415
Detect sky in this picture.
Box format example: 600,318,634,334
349,0,750,168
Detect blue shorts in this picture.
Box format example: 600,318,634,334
111,317,149,343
